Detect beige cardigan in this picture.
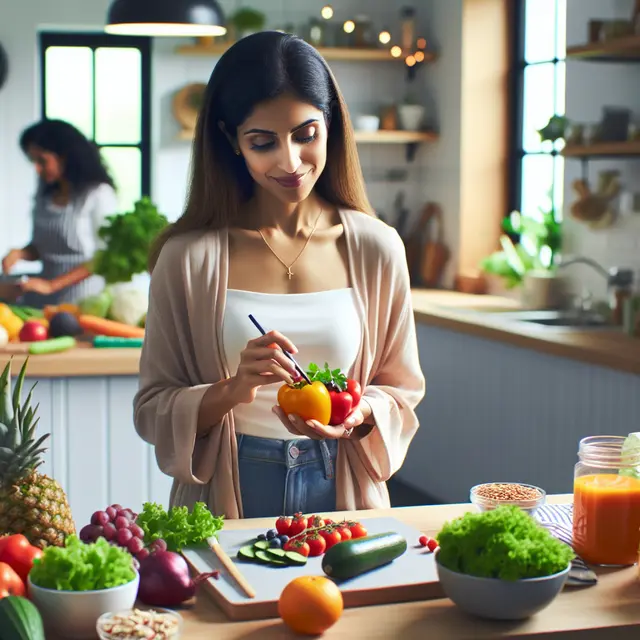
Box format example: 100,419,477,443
133,209,425,517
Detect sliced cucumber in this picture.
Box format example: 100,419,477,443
284,551,308,566
255,549,287,566
266,548,287,559
237,545,256,561
253,539,270,550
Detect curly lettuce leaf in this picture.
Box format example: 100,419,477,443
436,505,574,580
135,501,224,552
29,535,135,591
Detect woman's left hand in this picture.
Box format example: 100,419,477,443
272,400,372,440
20,277,53,295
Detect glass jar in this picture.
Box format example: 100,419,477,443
573,435,640,566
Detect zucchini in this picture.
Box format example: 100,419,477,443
28,336,76,355
0,595,45,640
321,532,407,579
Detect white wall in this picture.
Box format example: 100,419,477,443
563,0,640,298
0,0,464,282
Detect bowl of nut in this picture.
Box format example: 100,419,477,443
97,607,183,639
470,482,546,516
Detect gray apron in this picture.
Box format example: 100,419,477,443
24,191,105,307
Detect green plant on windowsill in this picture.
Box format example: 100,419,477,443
480,208,562,289
230,7,266,34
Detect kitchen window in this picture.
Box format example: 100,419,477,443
39,32,152,211
509,0,566,218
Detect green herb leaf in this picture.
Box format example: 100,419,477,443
436,506,574,580
29,536,136,591
135,501,224,552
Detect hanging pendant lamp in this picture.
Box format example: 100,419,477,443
106,0,227,37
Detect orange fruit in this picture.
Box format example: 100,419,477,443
278,575,344,635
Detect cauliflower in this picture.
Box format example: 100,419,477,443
109,287,148,327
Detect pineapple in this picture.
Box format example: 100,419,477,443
0,358,75,548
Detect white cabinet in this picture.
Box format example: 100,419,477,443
27,375,173,529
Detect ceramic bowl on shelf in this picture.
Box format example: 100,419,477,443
470,482,546,516
28,572,139,639
435,550,570,620
354,114,380,131
97,607,183,639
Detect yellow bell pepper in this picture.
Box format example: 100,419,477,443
0,310,24,341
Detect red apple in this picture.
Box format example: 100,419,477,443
19,320,48,342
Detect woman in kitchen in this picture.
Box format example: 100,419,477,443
1,119,118,307
134,31,425,519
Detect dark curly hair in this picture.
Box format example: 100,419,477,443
19,119,115,194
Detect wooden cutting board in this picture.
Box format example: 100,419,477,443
182,516,443,621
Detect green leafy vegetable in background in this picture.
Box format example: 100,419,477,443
436,506,574,580
90,197,168,284
29,535,135,591
136,501,224,552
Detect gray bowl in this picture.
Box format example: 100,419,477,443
435,550,570,620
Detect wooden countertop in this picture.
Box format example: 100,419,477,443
411,289,640,376
144,497,640,639
2,290,639,378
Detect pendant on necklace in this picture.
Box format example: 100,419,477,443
286,267,293,280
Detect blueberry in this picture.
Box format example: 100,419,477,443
279,535,289,544
257,533,267,541
266,529,277,540
269,537,282,548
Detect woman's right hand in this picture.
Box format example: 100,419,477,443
1,249,24,274
230,330,299,404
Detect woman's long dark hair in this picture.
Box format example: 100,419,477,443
149,31,373,270
20,119,115,194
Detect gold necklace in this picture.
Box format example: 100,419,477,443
258,209,324,279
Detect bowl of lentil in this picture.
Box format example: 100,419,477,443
470,482,546,515
97,607,183,639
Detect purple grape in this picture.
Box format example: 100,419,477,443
102,523,117,541
115,516,130,530
127,537,144,554
136,547,150,561
91,511,110,527
105,506,118,521
116,528,133,546
149,538,167,553
79,524,102,543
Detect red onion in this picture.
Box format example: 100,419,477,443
137,550,219,607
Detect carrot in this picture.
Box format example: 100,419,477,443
78,315,146,338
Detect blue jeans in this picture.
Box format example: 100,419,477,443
236,434,338,518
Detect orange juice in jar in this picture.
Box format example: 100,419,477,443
573,435,640,566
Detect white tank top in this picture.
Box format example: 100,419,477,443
222,288,362,439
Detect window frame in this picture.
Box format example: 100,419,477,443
507,0,566,217
38,32,153,198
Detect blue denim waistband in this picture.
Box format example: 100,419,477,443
236,434,337,479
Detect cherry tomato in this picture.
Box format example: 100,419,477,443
288,513,308,537
346,379,362,406
305,534,327,557
307,514,326,529
348,522,368,539
336,524,352,541
418,535,428,547
427,538,439,552
0,562,25,599
328,389,353,426
275,516,292,536
277,381,332,425
319,529,342,550
324,518,334,525
0,534,42,583
283,539,310,557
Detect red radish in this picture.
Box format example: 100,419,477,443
138,550,219,607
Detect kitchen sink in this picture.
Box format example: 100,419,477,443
496,310,615,329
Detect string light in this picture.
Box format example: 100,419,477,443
415,51,425,63
406,55,416,67
343,20,355,34
378,30,391,44
321,5,334,20
417,37,427,49
390,45,402,58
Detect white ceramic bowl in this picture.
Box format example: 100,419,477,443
435,550,570,620
29,572,139,639
97,607,183,639
355,114,380,131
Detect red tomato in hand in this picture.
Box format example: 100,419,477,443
305,534,327,557
275,516,292,536
0,562,25,599
288,513,308,537
328,390,353,426
336,524,352,541
346,379,362,406
348,522,368,539
0,534,42,583
319,529,342,550
283,539,310,557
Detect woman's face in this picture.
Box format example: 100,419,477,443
235,94,328,204
27,145,64,184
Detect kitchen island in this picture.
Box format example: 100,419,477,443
52,498,640,639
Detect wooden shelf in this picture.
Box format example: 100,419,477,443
175,41,436,63
566,35,640,61
562,140,640,158
177,129,438,144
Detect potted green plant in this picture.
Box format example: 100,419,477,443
230,7,266,39
480,207,562,308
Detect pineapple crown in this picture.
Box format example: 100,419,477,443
0,358,49,485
